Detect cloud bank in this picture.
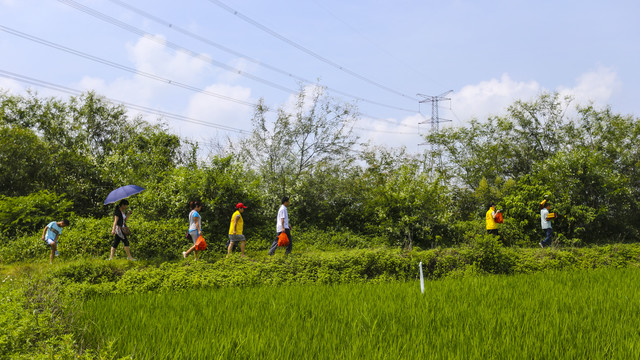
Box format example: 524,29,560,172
355,67,621,149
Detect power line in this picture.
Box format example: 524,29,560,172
204,0,419,102
0,70,419,136
0,25,258,108
353,126,416,135
357,111,419,130
40,1,420,131
309,0,445,90
57,0,298,94
104,0,417,113
0,69,251,134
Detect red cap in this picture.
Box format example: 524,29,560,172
236,203,247,209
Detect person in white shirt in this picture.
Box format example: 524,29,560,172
540,203,553,248
268,196,292,255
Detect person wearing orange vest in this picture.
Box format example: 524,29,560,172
228,203,247,257
486,202,501,238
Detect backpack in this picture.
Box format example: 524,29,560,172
495,212,504,224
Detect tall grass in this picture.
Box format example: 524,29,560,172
79,268,640,359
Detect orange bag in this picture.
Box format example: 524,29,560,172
277,232,289,247
195,234,207,251
495,212,503,224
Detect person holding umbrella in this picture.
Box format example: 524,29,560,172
183,200,203,260
109,199,135,261
104,185,144,261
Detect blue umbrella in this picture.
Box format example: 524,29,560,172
104,185,145,205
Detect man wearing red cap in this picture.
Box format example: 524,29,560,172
228,203,247,257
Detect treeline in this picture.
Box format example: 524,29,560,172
1,89,639,251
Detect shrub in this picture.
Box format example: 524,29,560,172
0,190,74,237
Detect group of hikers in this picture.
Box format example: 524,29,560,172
41,196,294,264
485,197,556,247
42,194,558,264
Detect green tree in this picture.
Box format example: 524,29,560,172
0,126,51,196
240,86,358,197
357,146,454,248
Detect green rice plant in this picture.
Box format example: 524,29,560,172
79,268,640,359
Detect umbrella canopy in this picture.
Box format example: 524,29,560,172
104,185,145,205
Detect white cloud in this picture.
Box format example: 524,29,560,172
125,34,212,82
71,34,258,142
355,67,622,150
450,74,540,125
355,113,424,150
183,83,254,139
557,66,621,108
73,35,211,107
448,68,620,127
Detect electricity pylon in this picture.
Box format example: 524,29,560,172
417,90,453,132
418,90,453,170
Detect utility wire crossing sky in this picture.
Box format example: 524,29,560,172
0,0,638,149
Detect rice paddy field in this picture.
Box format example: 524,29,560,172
79,268,640,359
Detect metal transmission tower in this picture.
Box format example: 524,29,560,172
417,90,453,132
418,90,453,170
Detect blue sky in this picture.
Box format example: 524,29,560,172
1,0,638,150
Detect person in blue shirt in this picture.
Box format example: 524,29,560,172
183,200,203,260
41,219,69,264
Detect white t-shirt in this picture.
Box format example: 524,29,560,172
541,208,552,229
189,210,201,232
276,205,289,233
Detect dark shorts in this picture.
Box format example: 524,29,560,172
112,235,129,248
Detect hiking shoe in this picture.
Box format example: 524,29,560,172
183,251,187,258
539,242,544,248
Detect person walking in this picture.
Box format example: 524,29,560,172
486,202,501,237
540,202,554,248
41,219,69,264
268,196,292,256
183,200,202,260
110,199,135,261
228,203,248,257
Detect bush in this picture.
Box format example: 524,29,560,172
0,190,74,237
294,227,387,250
